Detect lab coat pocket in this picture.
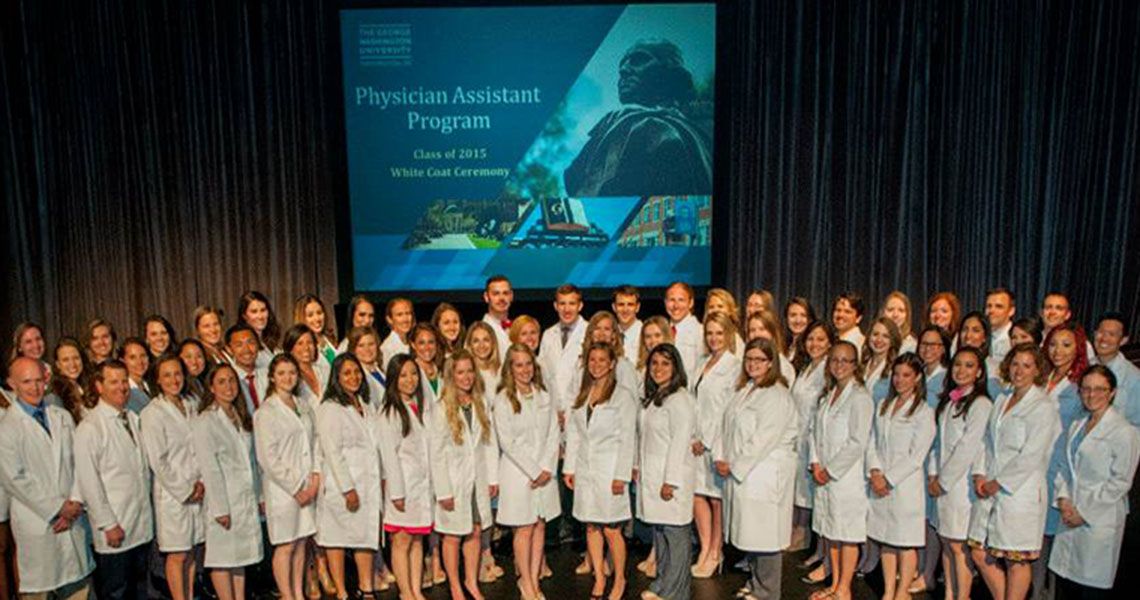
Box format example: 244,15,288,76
742,462,782,502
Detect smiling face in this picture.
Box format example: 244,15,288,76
1079,371,1115,413
705,295,729,316
705,319,728,354
891,362,920,397
388,300,415,336
197,312,223,345
17,327,45,360
303,301,326,336
452,357,477,395
590,316,616,346
665,285,694,322
97,366,131,409
89,325,114,361
831,299,861,333
244,300,269,332
145,321,171,355
509,349,535,388
1093,318,1127,359
1010,325,1036,347
587,348,616,381
517,321,540,352
959,316,987,349
1008,350,1041,392
1047,329,1077,373
352,301,375,328
156,359,184,398
397,360,420,398
827,345,857,384
746,293,769,318
228,330,259,370
928,299,953,330
786,304,809,336
918,330,946,368
123,343,149,380
483,281,513,316
1040,294,1072,330
869,321,892,357
412,329,437,364
804,326,831,361
744,347,772,382
468,327,494,362
354,333,380,366
554,292,583,325
436,309,461,343
984,292,1015,329
271,360,299,394
179,344,206,377
951,351,983,388
56,345,84,380
210,367,240,407
612,293,640,326
642,322,667,352
649,351,675,386
747,317,771,343
338,360,364,396
883,296,909,331
289,332,315,366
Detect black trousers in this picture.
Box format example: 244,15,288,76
95,544,149,600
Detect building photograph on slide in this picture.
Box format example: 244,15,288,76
339,2,717,292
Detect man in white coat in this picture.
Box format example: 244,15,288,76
227,324,269,417
664,282,702,382
1090,312,1140,428
74,360,154,600
985,287,1016,362
0,358,94,600
539,283,588,413
612,285,643,365
481,274,515,358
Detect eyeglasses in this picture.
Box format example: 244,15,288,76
1079,385,1113,395
744,356,771,364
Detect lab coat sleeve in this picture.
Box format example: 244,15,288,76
865,413,884,476
824,392,873,480
699,375,731,453
733,391,793,483
428,408,454,502
0,424,65,523
563,408,581,476
493,396,542,481
73,423,119,530
1082,426,1140,527
375,412,407,501
883,408,937,487
614,396,637,483
316,405,357,494
938,399,991,486
192,418,232,519
664,396,696,488
141,410,197,502
254,411,306,496
992,403,1061,495
483,406,499,487
539,396,560,475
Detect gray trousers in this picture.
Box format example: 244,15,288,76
649,524,691,600
747,552,782,600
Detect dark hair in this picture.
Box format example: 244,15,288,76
937,347,989,421
409,322,444,370
880,352,926,418
117,336,149,359
573,343,618,410
141,315,178,355
224,323,257,347
985,287,1016,306
1094,311,1130,334
643,343,688,408
82,318,118,362
917,325,952,369
430,302,466,355
736,337,786,390
176,338,209,397
346,326,383,366
1081,365,1118,398
821,341,865,402
53,336,91,382
793,320,836,374
783,296,818,358
999,342,1049,387
861,317,901,381
323,353,370,406
9,322,46,362
381,354,424,437
282,323,318,364
555,283,583,301
484,274,510,291
612,284,641,302
151,353,190,399
346,295,376,327
956,311,992,358
833,292,866,318
201,363,253,431
93,359,129,388
1043,322,1090,383
50,337,93,423
266,353,303,398
238,291,282,350
1011,317,1044,346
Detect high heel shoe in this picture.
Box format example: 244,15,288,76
318,563,337,596
304,561,322,599
690,558,719,579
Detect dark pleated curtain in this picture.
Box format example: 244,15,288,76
3,0,1139,351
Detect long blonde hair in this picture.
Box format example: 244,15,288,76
637,316,674,370
704,288,741,328
464,321,502,373
703,311,739,354
497,343,547,414
440,350,491,445
579,310,624,363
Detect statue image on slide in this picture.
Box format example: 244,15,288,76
563,39,713,198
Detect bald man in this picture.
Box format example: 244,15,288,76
0,357,95,600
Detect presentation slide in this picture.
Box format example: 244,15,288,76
340,3,716,292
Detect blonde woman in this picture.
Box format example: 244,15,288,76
507,315,542,353
880,292,917,353
702,288,745,357
465,322,503,400
428,350,499,600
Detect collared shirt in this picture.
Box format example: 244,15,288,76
15,396,50,435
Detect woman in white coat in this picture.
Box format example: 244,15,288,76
866,353,937,600
315,354,381,600
284,325,329,407
564,343,637,600
909,325,951,594
254,355,321,600
465,322,502,400
968,343,1062,600
1049,366,1140,598
713,338,798,600
688,312,740,578
808,341,873,600
637,343,697,600
494,344,560,600
192,363,264,600
792,321,833,562
375,355,433,600
744,309,796,386
347,326,387,404
428,350,499,600
140,354,205,600
927,348,992,600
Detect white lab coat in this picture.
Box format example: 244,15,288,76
809,382,873,543
481,314,513,361
620,320,643,367
670,314,703,384
374,400,433,530
362,367,386,408
791,360,827,508
0,404,95,593
1045,377,1085,535
538,317,587,412
232,363,269,419
865,397,937,547
840,328,865,360
74,401,154,554
1094,352,1140,428
777,354,797,388
929,395,992,540
140,395,205,552
193,407,263,568
314,399,381,549
566,358,640,411
479,368,500,403
254,393,319,545
428,395,499,535
689,352,741,498
636,389,697,526
380,332,411,373
716,382,799,552
1048,408,1140,589
968,386,1061,551
494,388,561,525
564,386,638,524
0,404,7,522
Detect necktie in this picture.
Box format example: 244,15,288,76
500,319,512,330
31,406,50,436
561,325,571,348
246,373,260,409
119,411,136,445
671,324,677,336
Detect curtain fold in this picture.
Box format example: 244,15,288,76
3,0,1138,347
